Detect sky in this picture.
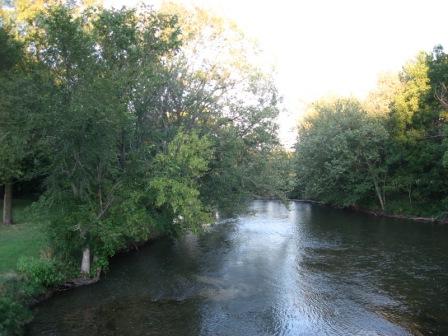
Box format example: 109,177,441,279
105,0,448,147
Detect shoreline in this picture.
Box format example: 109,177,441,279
290,199,448,224
28,232,163,307
26,200,446,311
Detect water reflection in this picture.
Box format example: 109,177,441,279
27,201,448,335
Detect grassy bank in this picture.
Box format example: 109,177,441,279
0,200,46,276
0,199,158,335
0,199,54,336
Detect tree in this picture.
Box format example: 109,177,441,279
428,45,448,167
363,72,402,118
149,131,213,233
33,5,205,275
0,26,49,224
295,98,389,210
0,27,21,225
295,47,448,217
385,51,448,213
157,3,284,210
4,2,285,276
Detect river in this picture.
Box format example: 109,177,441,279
27,200,448,335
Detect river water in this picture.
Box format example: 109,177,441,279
27,201,448,335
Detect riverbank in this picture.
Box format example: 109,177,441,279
0,200,47,335
25,200,448,335
0,199,162,335
350,205,448,224
31,231,164,304
2,198,445,335
290,198,448,224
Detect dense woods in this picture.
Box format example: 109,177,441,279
1,1,287,270
0,2,291,333
293,48,448,218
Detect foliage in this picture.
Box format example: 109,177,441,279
0,295,31,336
0,1,285,276
0,7,287,335
17,257,66,295
363,72,402,117
294,46,448,217
150,131,213,233
295,99,388,209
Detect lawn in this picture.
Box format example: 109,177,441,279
0,199,46,276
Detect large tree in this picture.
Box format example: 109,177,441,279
2,2,286,276
295,99,388,210
385,51,448,213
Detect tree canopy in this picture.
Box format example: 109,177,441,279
293,46,448,218
0,2,289,277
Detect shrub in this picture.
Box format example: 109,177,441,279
17,257,65,296
0,296,31,336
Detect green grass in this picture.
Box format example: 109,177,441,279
0,199,46,276
0,200,58,336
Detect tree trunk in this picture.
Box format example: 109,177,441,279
80,246,91,276
3,183,13,225
373,180,385,211
92,254,101,280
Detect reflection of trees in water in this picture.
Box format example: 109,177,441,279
296,202,448,335
28,201,448,335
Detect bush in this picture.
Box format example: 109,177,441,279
0,276,32,336
17,257,65,296
0,296,31,336
0,257,70,336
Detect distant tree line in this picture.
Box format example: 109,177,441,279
293,47,448,218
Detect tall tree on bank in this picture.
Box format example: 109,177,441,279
3,1,285,276
160,2,284,209
428,45,448,167
386,50,448,213
33,5,183,275
294,47,448,217
295,99,388,210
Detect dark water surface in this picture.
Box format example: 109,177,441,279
27,201,448,335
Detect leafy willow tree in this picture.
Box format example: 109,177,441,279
295,99,388,209
29,5,184,275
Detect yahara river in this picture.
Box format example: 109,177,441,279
27,201,448,336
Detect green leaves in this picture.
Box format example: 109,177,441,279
295,47,448,216
1,2,285,275
29,5,183,268
295,99,388,208
17,257,65,295
149,131,213,233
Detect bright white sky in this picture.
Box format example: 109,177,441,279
105,0,448,147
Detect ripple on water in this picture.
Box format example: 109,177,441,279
27,201,448,336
